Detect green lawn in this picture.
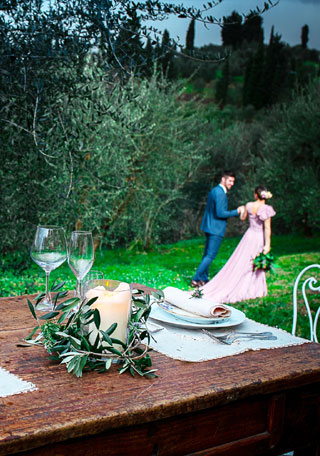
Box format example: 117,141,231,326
1,234,319,339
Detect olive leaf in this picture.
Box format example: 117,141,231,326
27,299,37,320
25,325,39,340
51,281,66,292
93,308,101,329
39,311,59,320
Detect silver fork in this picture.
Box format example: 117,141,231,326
202,329,277,345
147,322,164,334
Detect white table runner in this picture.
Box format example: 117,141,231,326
147,317,310,362
0,366,37,398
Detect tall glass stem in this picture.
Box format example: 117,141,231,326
76,278,82,299
45,271,52,305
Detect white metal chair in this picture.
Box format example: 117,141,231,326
292,264,320,342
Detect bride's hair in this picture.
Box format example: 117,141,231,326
255,186,273,200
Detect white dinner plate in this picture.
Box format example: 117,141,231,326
157,300,231,325
150,303,246,329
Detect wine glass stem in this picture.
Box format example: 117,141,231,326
76,279,82,299
45,271,52,305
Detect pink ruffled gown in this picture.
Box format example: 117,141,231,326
201,203,276,303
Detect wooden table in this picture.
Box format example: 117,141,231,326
1,288,320,456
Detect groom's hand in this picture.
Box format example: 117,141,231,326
237,205,244,214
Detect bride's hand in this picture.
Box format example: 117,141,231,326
262,246,270,254
238,205,247,221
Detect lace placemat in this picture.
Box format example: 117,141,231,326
147,317,310,362
0,366,37,397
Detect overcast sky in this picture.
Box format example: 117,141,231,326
149,0,320,50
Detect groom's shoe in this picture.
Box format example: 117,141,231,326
198,280,209,286
190,280,200,288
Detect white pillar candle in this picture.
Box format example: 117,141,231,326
86,281,132,350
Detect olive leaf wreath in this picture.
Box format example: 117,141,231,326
25,282,164,378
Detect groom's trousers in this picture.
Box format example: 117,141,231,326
193,233,223,283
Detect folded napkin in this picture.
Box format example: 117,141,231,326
163,287,231,319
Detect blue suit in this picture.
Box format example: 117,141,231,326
193,185,238,282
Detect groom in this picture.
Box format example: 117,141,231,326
191,170,243,287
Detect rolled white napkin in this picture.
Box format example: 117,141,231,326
163,286,231,318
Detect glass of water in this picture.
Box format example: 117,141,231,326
31,225,67,311
68,231,94,299
83,270,104,298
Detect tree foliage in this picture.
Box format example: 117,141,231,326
215,57,229,107
0,0,277,72
0,69,212,251
186,18,195,52
2,0,308,257
221,11,243,49
262,27,290,106
301,24,309,49
242,12,263,44
221,5,269,48
243,28,291,109
114,5,146,71
246,80,320,235
242,42,265,109
158,28,175,78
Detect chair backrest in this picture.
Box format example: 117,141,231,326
292,264,320,342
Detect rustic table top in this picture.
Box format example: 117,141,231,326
1,288,320,455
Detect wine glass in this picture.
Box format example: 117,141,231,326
31,225,67,311
83,270,104,296
68,231,94,299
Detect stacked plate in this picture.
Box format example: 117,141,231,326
151,300,246,329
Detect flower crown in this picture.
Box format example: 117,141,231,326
260,190,272,199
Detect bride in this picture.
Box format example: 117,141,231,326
200,186,276,304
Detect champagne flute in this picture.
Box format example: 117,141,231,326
31,225,67,311
68,231,94,299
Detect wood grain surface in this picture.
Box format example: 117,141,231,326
1,289,319,456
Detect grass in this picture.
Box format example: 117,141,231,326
1,234,319,339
